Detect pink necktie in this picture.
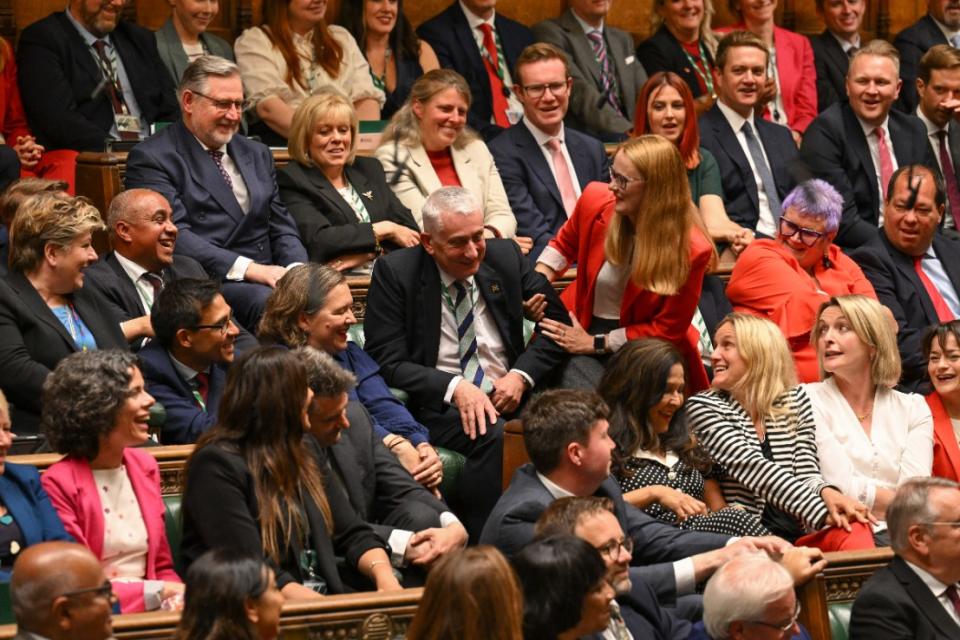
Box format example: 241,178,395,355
546,138,578,216
874,127,894,200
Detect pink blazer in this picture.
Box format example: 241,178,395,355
41,447,180,612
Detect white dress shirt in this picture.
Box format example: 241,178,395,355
459,1,523,124
856,115,898,225
716,100,778,236
522,117,582,202
904,559,960,628
919,245,960,317
917,108,957,229
113,251,157,312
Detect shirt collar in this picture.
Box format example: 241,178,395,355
917,108,948,139
170,353,205,381
631,448,679,466
856,114,890,139
829,30,860,52
192,133,225,155
65,6,109,47
460,1,496,29
113,250,151,284
537,471,576,499
570,10,604,36
904,558,957,600
716,99,754,133
522,116,565,147
932,15,960,42
437,267,476,292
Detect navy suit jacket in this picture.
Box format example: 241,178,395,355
488,121,609,258
850,556,960,640
0,463,71,571
849,230,960,390
138,340,227,444
124,120,307,280
478,464,730,603
894,15,949,113
800,102,935,248
16,13,178,152
416,3,534,140
809,30,850,113
698,105,800,231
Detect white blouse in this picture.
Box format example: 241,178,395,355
804,378,934,509
92,466,148,581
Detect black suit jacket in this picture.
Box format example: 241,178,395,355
0,272,127,434
850,556,960,640
698,105,799,231
16,13,179,152
636,25,714,100
849,230,960,390
276,156,419,263
479,464,730,602
894,15,950,113
416,3,534,140
800,102,934,248
363,240,569,414
809,30,850,113
924,121,960,224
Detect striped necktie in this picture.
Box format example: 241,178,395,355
451,280,491,392
586,30,623,115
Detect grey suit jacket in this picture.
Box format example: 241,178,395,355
532,9,646,139
155,19,234,89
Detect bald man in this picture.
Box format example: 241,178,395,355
10,542,114,640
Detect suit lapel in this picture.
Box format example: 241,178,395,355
819,31,848,80
842,105,880,215
475,261,515,361
450,7,485,76
559,10,603,88
106,253,147,316
6,272,78,351
421,256,443,367
54,13,103,89
327,439,366,517
891,557,960,637
451,145,480,195
308,164,360,223
175,122,246,224
567,130,598,189
344,164,378,219
408,145,444,199
709,108,759,213
0,474,40,546
928,392,960,479
884,234,939,323
516,123,564,208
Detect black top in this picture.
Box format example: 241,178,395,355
0,514,25,572
382,55,423,120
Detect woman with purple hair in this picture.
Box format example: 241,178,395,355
724,179,878,382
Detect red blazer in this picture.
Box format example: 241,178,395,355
726,240,876,383
41,447,181,612
547,181,713,391
926,392,960,482
719,25,818,133
0,39,30,144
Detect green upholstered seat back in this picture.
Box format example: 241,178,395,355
163,493,183,573
829,603,852,640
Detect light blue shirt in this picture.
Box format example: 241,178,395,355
920,246,960,317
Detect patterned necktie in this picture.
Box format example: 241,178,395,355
914,256,956,322
92,39,138,141
741,121,782,223
874,126,894,200
937,130,960,228
545,138,578,216
477,23,510,128
207,149,234,189
451,280,491,392
194,372,210,410
586,30,623,115
946,584,960,618
140,272,163,309
608,602,632,640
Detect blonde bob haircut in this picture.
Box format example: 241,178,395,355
811,295,901,388
381,69,479,151
606,135,713,295
715,313,797,420
8,192,104,274
287,90,359,167
650,0,718,58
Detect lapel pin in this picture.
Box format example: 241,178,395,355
362,190,374,200
489,283,501,294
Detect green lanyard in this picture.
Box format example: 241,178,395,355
681,39,715,98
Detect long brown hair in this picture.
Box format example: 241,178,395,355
261,0,343,89
188,347,332,562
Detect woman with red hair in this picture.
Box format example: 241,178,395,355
634,72,751,255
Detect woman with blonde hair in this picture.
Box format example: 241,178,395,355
375,69,523,248
687,312,873,550
535,134,715,391
806,295,934,525
277,92,419,271
406,546,523,640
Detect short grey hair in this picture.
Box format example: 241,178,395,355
106,188,168,237
702,554,794,640
887,477,960,553
177,55,241,102
421,187,482,234
296,347,357,398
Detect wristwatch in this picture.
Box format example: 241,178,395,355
593,334,606,354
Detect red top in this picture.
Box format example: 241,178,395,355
726,239,877,383
547,182,714,392
426,148,462,187
0,39,31,144
926,392,960,482
679,39,709,95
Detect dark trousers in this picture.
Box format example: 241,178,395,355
221,280,272,336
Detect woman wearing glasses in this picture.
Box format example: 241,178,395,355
534,134,715,391
726,180,877,383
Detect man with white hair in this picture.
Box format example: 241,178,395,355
364,185,571,540
850,477,960,639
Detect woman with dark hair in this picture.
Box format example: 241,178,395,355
599,339,768,536
634,71,752,254
512,535,614,640
924,320,960,482
337,0,440,120
40,350,183,613
174,549,284,640
181,346,401,600
406,546,523,640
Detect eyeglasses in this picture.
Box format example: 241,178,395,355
778,217,826,247
926,521,960,528
594,536,634,562
63,581,118,605
190,90,248,113
520,81,569,99
748,601,801,633
192,315,234,335
609,167,643,191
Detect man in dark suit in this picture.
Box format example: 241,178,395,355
850,477,960,640
916,45,960,230
299,347,468,585
139,278,239,444
16,0,178,152
489,43,609,258
125,55,307,332
364,186,571,540
532,0,647,141
416,0,534,140
851,164,960,390
479,389,788,617
699,31,799,236
809,0,865,112
801,40,934,249
894,0,958,113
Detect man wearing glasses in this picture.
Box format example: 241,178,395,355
10,541,115,640
126,55,307,333
850,477,960,639
489,43,609,260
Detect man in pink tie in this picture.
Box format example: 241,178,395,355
801,39,935,249
488,43,609,259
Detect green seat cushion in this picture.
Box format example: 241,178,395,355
829,603,852,640
0,581,11,624
437,447,465,501
163,494,183,573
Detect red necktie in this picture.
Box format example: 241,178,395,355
945,584,960,618
914,256,956,322
938,130,960,228
478,23,510,128
546,138,578,216
195,372,210,405
92,39,138,141
874,127,894,200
